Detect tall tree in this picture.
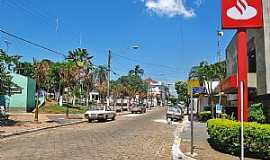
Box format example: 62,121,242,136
175,80,189,108
0,49,18,95
188,60,226,117
94,65,108,103
64,48,94,106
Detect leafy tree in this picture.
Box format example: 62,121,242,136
94,65,108,85
63,48,93,106
116,74,147,104
169,96,178,105
46,62,64,99
34,59,53,90
0,49,18,95
188,60,226,117
175,80,189,106
94,65,108,103
16,61,34,78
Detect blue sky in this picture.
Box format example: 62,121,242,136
0,0,235,83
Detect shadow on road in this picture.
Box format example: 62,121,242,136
0,119,22,127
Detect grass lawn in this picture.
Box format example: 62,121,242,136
39,104,89,114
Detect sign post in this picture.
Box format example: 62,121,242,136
222,0,263,121
190,90,194,155
222,0,263,158
240,81,245,160
190,87,206,155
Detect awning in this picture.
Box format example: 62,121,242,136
215,75,237,93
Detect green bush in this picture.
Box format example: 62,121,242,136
207,119,270,159
199,111,212,122
249,103,266,123
203,106,212,111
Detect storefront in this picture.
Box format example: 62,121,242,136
219,0,270,121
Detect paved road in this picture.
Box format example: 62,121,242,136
0,108,177,160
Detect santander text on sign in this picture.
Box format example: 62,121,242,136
222,0,263,29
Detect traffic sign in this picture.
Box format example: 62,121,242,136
222,0,263,29
192,87,206,94
216,104,223,114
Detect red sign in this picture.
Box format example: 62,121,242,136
222,0,263,29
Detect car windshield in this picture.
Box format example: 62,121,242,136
90,106,105,111
168,107,180,113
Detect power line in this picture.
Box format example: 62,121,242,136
0,28,66,57
112,52,180,71
4,0,83,46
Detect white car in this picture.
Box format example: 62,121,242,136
84,106,116,123
166,106,183,121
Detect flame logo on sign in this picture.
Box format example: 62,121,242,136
227,0,257,20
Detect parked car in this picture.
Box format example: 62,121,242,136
131,104,146,114
0,106,9,120
84,106,116,122
121,103,129,111
166,106,183,121
115,105,123,112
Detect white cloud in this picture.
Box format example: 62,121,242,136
194,0,203,8
142,0,195,18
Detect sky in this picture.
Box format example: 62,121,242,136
0,0,236,84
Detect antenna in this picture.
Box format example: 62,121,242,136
79,33,82,48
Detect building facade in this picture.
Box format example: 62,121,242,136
0,73,36,112
222,0,270,121
145,78,167,107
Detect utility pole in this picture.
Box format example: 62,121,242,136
107,50,112,108
190,88,194,155
217,29,224,117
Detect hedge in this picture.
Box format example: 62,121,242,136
207,119,270,159
199,111,212,122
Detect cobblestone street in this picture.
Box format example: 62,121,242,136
0,109,176,160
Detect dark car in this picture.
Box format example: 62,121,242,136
131,104,146,114
166,106,183,121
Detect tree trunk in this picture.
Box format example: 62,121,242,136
73,95,76,106
59,96,63,107
86,93,89,109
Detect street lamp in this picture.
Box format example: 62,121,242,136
217,30,224,62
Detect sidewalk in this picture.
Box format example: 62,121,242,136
0,113,86,138
0,110,131,139
179,120,257,160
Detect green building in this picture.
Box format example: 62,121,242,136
0,73,36,112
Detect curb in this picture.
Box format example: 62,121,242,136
0,111,133,139
0,120,87,139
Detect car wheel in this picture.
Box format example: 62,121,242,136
88,119,92,123
112,116,115,121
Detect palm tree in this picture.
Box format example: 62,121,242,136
189,60,226,117
33,59,53,121
94,65,108,103
34,59,53,88
83,69,94,108
64,48,94,107
94,65,108,85
129,65,144,77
